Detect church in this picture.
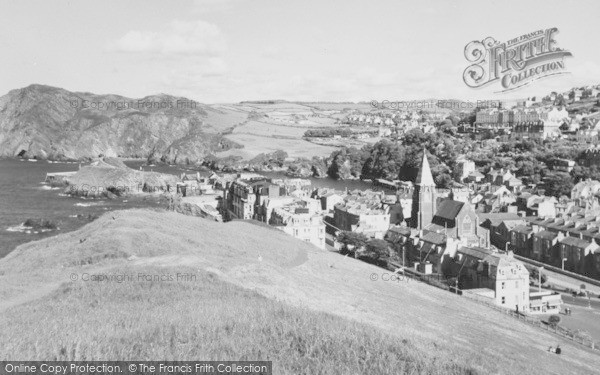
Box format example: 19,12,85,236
407,150,484,274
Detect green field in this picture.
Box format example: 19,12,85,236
217,133,337,159
206,102,346,160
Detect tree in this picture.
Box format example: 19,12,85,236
271,150,288,166
529,268,548,284
360,140,406,179
434,173,453,188
446,115,460,127
336,231,368,256
359,239,390,266
548,315,561,327
544,172,574,198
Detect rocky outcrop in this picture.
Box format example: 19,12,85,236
0,84,242,164
65,157,179,197
168,194,222,222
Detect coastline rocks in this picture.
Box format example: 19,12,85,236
22,218,60,231
64,157,178,198
76,214,99,221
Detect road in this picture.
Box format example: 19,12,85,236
561,293,600,310
525,261,600,295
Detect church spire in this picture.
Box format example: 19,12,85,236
415,148,435,187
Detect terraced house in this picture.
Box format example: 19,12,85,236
559,236,600,275
507,211,600,278
448,247,530,312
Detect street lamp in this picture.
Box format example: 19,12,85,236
587,291,592,309
561,257,567,270
538,266,544,293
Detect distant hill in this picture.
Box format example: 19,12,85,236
0,84,242,164
0,209,599,373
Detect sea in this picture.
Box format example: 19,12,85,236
0,159,373,259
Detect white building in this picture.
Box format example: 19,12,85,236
269,200,326,249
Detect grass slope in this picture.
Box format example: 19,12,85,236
1,266,469,374
0,209,599,374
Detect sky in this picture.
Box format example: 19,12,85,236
1,0,599,103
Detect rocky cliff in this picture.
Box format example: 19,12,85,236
65,158,179,197
0,84,242,164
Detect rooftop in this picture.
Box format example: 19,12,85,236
434,199,465,221
560,236,596,248
533,230,557,240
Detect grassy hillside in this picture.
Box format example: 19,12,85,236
1,266,470,374
1,209,599,374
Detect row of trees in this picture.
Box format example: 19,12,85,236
304,128,355,138
326,129,467,188
470,138,596,198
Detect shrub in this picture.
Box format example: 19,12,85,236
548,315,561,327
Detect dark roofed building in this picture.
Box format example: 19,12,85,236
480,213,526,250
510,225,534,257
559,236,600,274
429,198,481,245
532,230,562,263
434,200,465,221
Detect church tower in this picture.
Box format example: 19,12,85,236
411,149,437,229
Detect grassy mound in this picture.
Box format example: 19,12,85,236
0,209,599,374
0,265,473,374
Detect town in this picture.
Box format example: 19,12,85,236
152,85,600,351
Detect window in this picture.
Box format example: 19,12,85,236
462,216,472,233
501,282,505,289
501,296,506,304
